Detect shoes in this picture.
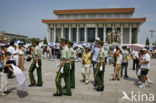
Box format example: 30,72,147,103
63,86,66,89
53,93,62,96
117,79,120,81
28,84,36,87
63,93,72,96
125,76,129,78
4,90,10,94
36,84,42,87
138,84,145,88
96,87,104,91
138,81,142,84
110,78,115,81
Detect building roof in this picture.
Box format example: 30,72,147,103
54,8,135,15
1,32,28,38
42,18,146,24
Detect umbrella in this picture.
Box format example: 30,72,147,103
128,44,145,52
49,42,56,47
0,43,5,47
14,40,24,44
109,43,119,49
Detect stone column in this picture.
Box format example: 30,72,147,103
95,24,98,38
76,25,79,43
61,25,64,38
121,24,123,45
69,25,71,40
84,25,87,42
129,24,132,44
137,25,140,43
103,24,106,42
47,25,51,43
54,26,56,42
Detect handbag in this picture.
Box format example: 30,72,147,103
127,56,130,61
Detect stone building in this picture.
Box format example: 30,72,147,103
42,8,146,44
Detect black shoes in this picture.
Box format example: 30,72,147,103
36,84,42,87
96,87,104,91
63,93,72,96
53,93,62,96
28,84,36,87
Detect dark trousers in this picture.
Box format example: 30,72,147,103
6,60,16,78
133,59,139,70
92,61,97,83
121,62,128,77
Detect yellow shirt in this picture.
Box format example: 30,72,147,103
83,52,92,64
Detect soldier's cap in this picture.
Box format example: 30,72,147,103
68,40,73,44
85,46,90,49
98,40,104,45
60,38,67,42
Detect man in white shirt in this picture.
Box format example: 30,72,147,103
138,48,151,88
132,50,139,70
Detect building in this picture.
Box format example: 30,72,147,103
0,32,28,43
42,8,146,44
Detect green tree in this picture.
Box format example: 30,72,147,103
145,37,150,46
43,37,48,44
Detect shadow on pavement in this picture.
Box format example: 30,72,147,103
17,90,29,98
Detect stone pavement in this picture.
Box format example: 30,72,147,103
0,59,156,103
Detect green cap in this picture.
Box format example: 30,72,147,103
68,40,73,44
98,40,104,45
60,38,67,42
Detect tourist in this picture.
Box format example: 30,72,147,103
138,48,151,88
18,43,25,71
131,50,139,70
111,49,122,80
121,46,129,78
81,46,92,84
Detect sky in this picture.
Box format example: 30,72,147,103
0,0,156,44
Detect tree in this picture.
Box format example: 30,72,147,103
145,37,150,46
43,37,48,44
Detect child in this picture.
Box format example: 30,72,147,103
0,52,14,96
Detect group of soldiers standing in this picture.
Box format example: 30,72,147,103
27,37,106,97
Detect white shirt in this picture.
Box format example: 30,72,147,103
116,54,122,64
7,46,15,60
141,53,150,69
132,50,139,59
18,48,24,55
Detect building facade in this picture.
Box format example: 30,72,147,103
42,8,146,44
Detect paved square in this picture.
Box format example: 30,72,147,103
0,59,156,103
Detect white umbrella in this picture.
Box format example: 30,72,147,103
128,44,145,52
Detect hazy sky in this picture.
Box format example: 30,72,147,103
0,0,156,44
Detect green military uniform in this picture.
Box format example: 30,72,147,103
94,47,105,90
55,45,71,95
29,45,42,86
69,47,75,88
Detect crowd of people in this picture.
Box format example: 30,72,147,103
0,37,154,96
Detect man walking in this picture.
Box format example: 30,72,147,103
28,40,43,87
68,40,75,89
54,38,71,96
94,40,105,91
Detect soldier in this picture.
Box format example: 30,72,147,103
68,40,75,89
28,40,43,87
53,38,72,96
94,40,105,91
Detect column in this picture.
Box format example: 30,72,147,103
137,25,140,43
121,24,123,45
54,26,56,42
76,25,79,43
69,25,71,40
61,25,64,38
129,24,132,44
95,24,98,38
103,24,106,42
47,25,50,43
84,25,87,42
